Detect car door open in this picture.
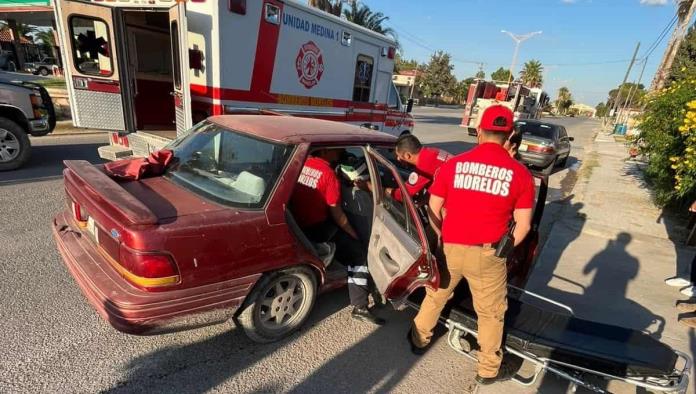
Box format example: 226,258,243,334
366,147,438,308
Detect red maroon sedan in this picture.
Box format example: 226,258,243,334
53,116,544,342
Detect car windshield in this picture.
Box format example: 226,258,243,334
164,121,295,209
515,122,557,140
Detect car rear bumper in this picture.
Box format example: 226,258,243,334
52,211,261,335
519,151,555,168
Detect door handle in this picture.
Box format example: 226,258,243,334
379,248,399,276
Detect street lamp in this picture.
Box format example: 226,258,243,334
501,30,542,84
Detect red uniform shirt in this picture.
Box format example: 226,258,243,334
290,156,341,228
429,143,535,245
392,147,451,201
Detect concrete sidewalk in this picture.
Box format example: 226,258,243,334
483,127,696,393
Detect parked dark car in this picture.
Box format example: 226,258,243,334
515,119,573,172
0,80,56,170
52,115,548,342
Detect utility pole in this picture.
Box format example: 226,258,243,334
651,0,696,90
619,59,648,124
501,30,542,85
610,42,640,119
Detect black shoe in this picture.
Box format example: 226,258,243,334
475,362,515,385
351,307,385,326
407,328,428,355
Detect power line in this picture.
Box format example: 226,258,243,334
641,14,678,61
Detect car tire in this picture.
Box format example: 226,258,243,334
236,266,317,343
0,117,31,171
39,67,49,76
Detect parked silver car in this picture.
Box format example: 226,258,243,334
515,120,573,173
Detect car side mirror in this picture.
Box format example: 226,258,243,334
406,98,414,113
568,136,575,141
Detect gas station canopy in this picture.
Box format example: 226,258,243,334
0,0,54,27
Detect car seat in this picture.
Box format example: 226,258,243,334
284,210,336,268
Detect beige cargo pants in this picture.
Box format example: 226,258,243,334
412,244,508,378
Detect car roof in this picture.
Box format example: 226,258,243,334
208,115,397,145
515,119,560,128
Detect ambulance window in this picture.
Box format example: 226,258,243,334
387,83,400,109
69,16,113,76
353,55,374,103
171,21,181,89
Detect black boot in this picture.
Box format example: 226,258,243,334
351,306,385,326
475,362,515,385
406,328,428,355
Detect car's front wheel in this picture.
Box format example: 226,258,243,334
0,117,31,171
39,67,49,76
236,267,317,343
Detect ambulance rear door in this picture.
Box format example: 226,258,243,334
169,2,192,136
55,0,127,131
365,147,439,309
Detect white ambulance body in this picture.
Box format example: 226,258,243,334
54,0,414,160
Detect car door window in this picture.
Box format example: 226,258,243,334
365,148,437,304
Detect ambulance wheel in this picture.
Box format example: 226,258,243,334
236,266,317,343
0,118,30,171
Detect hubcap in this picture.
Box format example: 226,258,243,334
258,277,306,330
0,129,20,163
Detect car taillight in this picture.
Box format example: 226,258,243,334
117,245,180,290
71,201,88,225
527,145,555,154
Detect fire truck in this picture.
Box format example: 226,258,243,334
53,0,414,160
460,80,548,136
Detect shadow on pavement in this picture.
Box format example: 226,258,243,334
103,290,350,394
0,140,105,184
413,115,463,126
533,232,666,393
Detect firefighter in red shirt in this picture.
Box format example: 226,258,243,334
408,105,535,385
290,148,384,326
356,134,451,202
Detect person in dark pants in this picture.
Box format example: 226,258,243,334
666,200,696,299
290,148,384,326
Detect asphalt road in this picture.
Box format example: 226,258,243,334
0,111,599,393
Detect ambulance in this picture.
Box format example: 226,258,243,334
460,80,548,136
53,0,415,160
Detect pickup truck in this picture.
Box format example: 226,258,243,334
0,80,56,171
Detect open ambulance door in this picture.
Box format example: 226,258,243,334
366,147,439,309
55,0,127,131
169,2,192,137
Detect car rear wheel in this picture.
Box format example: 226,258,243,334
0,118,30,171
542,157,557,175
557,155,568,168
236,267,317,343
39,67,49,76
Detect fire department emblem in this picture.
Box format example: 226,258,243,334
296,41,324,89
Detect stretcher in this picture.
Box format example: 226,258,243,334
407,285,691,393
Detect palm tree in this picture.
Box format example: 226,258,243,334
342,2,398,43
308,0,342,17
556,87,573,115
520,60,544,88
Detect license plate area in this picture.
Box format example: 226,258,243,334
519,143,529,152
86,216,100,244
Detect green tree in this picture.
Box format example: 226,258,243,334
35,30,57,59
520,60,544,88
308,0,342,16
419,51,456,104
475,70,486,79
452,77,476,103
394,54,419,74
595,102,609,118
607,83,646,109
556,87,573,115
491,67,512,82
343,2,397,43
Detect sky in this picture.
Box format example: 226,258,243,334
363,0,682,106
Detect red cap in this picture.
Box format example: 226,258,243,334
479,105,514,134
